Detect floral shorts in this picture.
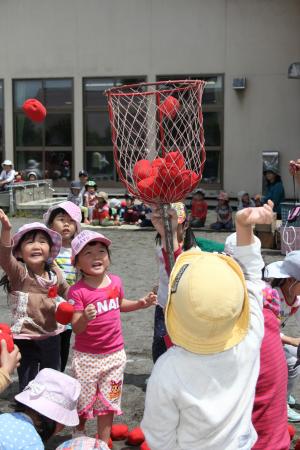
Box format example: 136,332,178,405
72,348,127,419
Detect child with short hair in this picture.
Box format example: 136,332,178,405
44,201,82,372
68,180,89,224
123,194,139,224
92,192,114,226
84,180,98,222
237,191,255,210
142,201,274,450
189,188,208,227
0,210,69,391
69,230,157,444
211,191,233,230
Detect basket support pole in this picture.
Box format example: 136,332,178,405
161,204,175,270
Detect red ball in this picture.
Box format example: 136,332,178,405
140,441,151,450
22,99,47,123
108,437,113,449
137,176,162,201
111,423,129,441
126,427,145,446
55,302,74,325
0,323,12,335
151,158,165,176
133,160,153,183
288,424,296,440
165,151,186,170
159,96,180,120
0,333,14,353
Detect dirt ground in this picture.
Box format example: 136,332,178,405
0,217,299,449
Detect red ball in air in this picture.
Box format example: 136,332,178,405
22,99,47,123
159,96,180,120
0,323,12,335
111,423,129,441
126,427,145,446
133,160,153,183
55,302,74,325
0,332,14,353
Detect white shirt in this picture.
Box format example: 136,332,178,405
141,241,265,450
0,169,15,184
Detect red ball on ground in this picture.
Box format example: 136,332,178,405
0,333,14,353
159,96,180,120
55,302,74,325
22,98,47,123
126,427,145,446
133,160,153,183
110,423,129,441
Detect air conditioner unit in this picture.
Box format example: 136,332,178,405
232,77,246,90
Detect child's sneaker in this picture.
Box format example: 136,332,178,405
287,404,300,422
288,394,296,406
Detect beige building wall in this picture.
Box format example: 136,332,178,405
0,0,299,196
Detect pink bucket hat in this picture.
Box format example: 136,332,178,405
15,368,80,426
13,223,62,262
43,201,82,234
71,230,112,263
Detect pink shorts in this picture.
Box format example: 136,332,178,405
72,348,127,419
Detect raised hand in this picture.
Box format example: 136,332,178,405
0,340,21,375
150,205,178,238
236,200,274,227
0,209,11,230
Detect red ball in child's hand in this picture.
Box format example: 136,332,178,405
22,99,47,123
110,423,129,441
165,150,186,170
159,96,180,120
0,323,12,335
0,333,14,353
140,441,151,450
55,302,74,325
108,437,113,449
126,427,145,446
133,160,153,183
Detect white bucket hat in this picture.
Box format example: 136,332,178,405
264,251,300,280
15,368,80,426
2,160,13,168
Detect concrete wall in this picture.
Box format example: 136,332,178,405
0,0,299,196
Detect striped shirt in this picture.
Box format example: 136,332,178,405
55,247,77,286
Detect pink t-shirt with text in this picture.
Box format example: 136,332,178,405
68,274,124,355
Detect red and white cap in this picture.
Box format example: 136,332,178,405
71,230,112,263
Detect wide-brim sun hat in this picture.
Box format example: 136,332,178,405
2,159,13,168
165,249,249,355
71,230,112,263
96,191,108,202
43,201,82,234
15,368,80,427
13,223,62,262
264,250,300,281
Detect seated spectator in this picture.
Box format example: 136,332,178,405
123,193,140,224
237,191,255,210
83,180,98,222
92,191,114,226
0,160,15,191
137,203,153,227
67,180,89,224
119,200,127,221
27,171,38,182
24,159,42,180
0,368,80,449
0,339,21,394
210,191,233,230
189,189,208,227
109,198,121,225
14,172,25,183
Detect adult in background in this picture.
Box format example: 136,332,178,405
0,160,15,191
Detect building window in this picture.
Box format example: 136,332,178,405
83,77,146,185
156,75,224,189
13,79,73,184
0,80,4,163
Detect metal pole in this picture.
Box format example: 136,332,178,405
161,204,175,270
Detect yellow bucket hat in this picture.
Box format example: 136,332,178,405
165,249,249,354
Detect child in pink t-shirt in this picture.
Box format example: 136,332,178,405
68,230,157,444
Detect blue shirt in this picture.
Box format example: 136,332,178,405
0,412,44,449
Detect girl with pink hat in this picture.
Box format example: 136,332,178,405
0,209,70,392
68,230,157,445
210,191,233,230
44,201,82,373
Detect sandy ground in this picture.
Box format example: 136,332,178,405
0,216,299,449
